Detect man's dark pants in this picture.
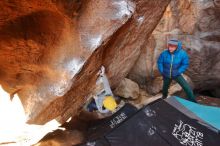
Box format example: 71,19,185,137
162,75,197,103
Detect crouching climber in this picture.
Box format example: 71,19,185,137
87,66,118,113
87,95,117,113
157,39,197,103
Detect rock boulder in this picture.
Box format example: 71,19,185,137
0,0,170,124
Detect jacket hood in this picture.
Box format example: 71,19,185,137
176,41,182,52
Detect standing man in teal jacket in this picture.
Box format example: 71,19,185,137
157,39,197,103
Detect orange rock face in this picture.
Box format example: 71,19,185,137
0,0,170,124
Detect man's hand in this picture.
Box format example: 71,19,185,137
99,66,105,76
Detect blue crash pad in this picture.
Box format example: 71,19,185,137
175,96,220,130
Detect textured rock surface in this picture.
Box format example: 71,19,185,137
128,0,220,97
0,0,170,124
34,129,84,146
114,78,140,99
